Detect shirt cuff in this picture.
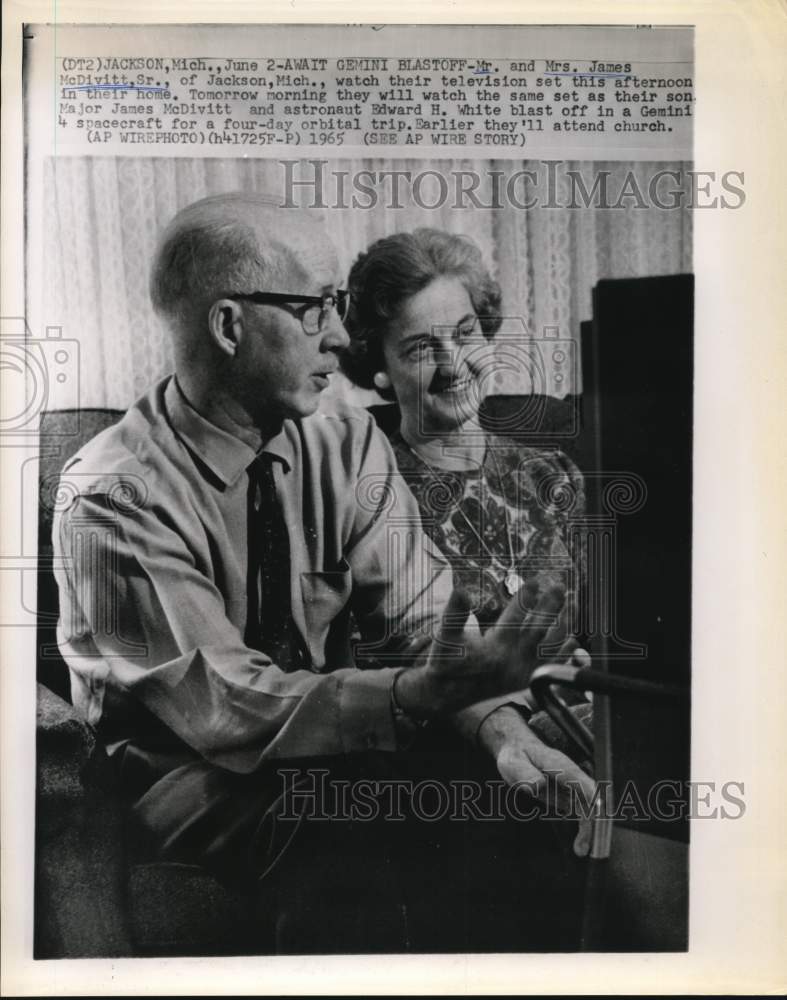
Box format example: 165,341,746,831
452,689,534,745
339,667,400,754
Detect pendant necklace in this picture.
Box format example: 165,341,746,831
404,437,525,596
487,448,525,595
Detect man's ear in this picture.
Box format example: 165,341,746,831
208,299,244,357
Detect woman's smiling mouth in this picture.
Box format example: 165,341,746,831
430,374,474,395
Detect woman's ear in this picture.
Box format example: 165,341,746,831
208,299,243,357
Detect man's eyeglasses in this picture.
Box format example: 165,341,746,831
226,290,350,336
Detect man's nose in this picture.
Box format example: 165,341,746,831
320,309,350,351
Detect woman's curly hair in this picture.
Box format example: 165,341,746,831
340,228,502,397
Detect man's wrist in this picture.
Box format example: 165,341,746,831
390,668,430,743
391,664,433,718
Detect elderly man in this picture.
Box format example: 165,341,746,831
53,193,592,953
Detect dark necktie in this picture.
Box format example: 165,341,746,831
245,455,308,671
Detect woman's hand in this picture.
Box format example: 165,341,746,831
479,705,596,858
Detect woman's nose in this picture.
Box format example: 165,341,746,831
432,334,457,371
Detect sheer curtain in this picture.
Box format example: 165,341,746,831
38,157,691,409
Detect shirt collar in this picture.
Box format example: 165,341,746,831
261,423,295,469
165,376,292,486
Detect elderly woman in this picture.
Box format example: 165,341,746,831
341,227,585,634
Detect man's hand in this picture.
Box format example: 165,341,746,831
395,582,568,717
479,705,597,858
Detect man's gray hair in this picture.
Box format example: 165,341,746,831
149,192,296,330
